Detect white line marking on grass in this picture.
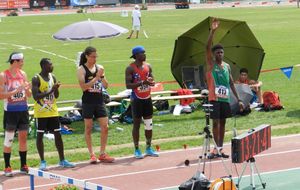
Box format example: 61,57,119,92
1,43,76,62
0,32,17,35
101,58,164,63
1,43,165,64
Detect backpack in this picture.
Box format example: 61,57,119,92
262,91,283,111
177,89,195,106
209,177,237,190
153,100,169,111
119,105,133,124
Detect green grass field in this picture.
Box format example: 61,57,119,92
0,5,300,169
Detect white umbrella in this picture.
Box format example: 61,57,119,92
53,19,128,41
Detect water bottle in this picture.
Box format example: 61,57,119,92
116,127,124,132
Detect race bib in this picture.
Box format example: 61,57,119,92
43,93,55,104
88,80,102,93
9,90,26,102
137,84,150,92
215,85,229,99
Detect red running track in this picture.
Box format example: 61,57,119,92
1,134,300,190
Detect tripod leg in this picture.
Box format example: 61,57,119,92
237,161,248,188
196,136,209,175
253,161,266,189
250,162,255,189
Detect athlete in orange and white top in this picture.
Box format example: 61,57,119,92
125,45,159,159
0,52,31,177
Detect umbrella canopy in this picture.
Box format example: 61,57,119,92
230,84,253,115
171,17,265,88
53,19,128,41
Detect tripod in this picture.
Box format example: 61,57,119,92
236,157,266,190
193,103,231,180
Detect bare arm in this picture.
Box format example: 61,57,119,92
52,75,60,99
206,18,219,71
77,66,101,91
21,70,32,98
145,64,155,86
249,80,262,87
31,75,60,101
97,65,108,89
125,66,142,89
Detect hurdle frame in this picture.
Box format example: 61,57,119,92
29,168,117,190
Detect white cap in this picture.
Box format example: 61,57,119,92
7,52,24,62
134,5,140,9
11,53,23,60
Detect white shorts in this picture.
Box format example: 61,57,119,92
132,25,140,31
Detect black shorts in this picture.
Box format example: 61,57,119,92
4,111,29,131
131,98,153,118
209,101,232,119
82,103,107,119
36,117,60,133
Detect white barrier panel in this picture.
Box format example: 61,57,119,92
29,168,117,190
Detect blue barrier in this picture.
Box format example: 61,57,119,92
29,168,117,190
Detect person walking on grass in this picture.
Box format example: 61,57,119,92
127,5,141,39
205,18,244,159
125,45,159,159
0,52,31,177
32,58,75,170
77,46,114,164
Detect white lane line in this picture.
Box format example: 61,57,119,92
7,134,300,190
83,148,300,181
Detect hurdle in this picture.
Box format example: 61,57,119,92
29,168,117,190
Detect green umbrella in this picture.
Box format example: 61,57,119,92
171,16,265,88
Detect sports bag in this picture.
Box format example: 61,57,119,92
177,89,195,106
262,91,283,111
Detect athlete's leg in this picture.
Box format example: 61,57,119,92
212,119,221,147
84,118,94,155
36,131,45,161
144,116,152,148
53,130,65,161
18,130,28,167
3,130,15,168
97,116,109,154
219,118,226,147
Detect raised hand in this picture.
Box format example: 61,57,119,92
211,18,219,31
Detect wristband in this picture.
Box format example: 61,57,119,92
100,76,105,79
